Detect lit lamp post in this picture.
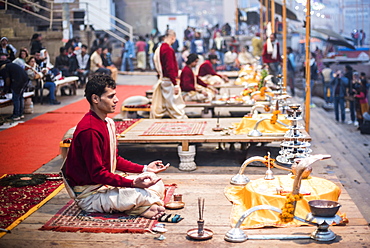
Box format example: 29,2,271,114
271,0,275,33
304,0,311,133
235,0,239,34
282,0,287,89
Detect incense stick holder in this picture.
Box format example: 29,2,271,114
197,220,205,236
212,124,223,132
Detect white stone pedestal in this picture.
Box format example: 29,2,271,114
24,97,34,114
178,145,196,171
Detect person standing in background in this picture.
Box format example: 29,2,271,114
331,70,349,123
321,63,334,105
150,30,187,119
344,65,356,125
251,33,263,61
353,72,368,127
136,36,147,72
147,35,155,70
287,47,296,97
121,36,135,72
0,56,29,120
262,33,281,84
212,32,226,65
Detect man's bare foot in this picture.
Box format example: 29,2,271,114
140,205,166,219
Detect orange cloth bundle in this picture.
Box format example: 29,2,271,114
233,114,290,134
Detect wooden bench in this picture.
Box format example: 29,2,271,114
54,76,79,96
39,76,79,104
0,92,35,113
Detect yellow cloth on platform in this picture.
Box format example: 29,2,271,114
224,175,342,229
233,114,290,134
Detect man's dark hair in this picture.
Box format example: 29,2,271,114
186,53,198,65
59,47,66,54
85,74,116,105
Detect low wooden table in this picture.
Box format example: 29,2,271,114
117,118,310,171
121,101,268,118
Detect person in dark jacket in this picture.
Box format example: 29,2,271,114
30,33,44,55
0,54,29,120
331,70,349,123
0,37,16,61
344,65,356,125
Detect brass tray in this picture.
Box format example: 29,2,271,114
165,201,185,210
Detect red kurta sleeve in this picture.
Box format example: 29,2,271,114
160,43,178,85
198,60,222,78
196,76,209,88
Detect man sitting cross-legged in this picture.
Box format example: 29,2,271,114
62,74,169,219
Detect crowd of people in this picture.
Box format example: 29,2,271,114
119,23,262,73
0,33,117,121
320,64,370,134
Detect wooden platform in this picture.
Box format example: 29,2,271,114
1,174,369,247
117,118,310,150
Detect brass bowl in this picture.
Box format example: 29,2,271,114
289,104,301,110
308,200,341,217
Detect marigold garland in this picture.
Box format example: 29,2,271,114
270,110,280,124
263,155,276,167
264,105,271,112
279,193,303,223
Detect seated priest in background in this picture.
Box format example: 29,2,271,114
198,54,229,86
180,53,218,102
62,74,169,219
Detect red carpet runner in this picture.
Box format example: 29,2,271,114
0,85,151,175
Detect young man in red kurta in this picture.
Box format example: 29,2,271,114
180,53,217,102
63,74,169,219
198,54,229,86
262,33,282,84
150,29,187,119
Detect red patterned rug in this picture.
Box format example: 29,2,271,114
39,184,177,234
141,121,207,136
114,119,140,134
0,173,64,237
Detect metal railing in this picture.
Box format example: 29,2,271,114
0,0,132,42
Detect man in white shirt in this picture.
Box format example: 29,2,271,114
75,44,90,87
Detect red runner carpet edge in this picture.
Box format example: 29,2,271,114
39,183,177,234
0,173,64,238
0,85,151,175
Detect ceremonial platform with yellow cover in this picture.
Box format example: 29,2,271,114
234,114,291,135
224,175,342,229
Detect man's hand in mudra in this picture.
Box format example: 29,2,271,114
147,160,170,173
133,174,162,188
